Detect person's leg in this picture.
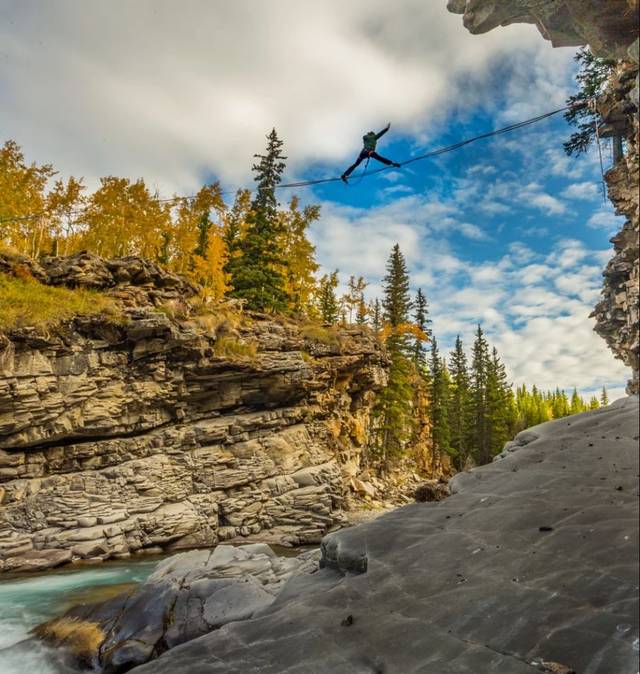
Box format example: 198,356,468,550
370,151,400,168
342,150,368,178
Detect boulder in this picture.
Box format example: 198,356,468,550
36,544,321,673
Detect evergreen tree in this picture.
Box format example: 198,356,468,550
372,349,415,468
355,297,368,325
371,244,414,469
413,288,431,372
448,335,472,468
564,47,616,156
370,298,382,332
318,271,339,323
382,244,412,328
589,396,600,410
600,385,609,406
470,324,490,463
570,387,585,415
382,243,412,354
485,346,514,458
429,337,451,456
157,231,171,265
227,129,289,312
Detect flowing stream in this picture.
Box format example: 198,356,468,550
0,544,305,673
0,557,160,674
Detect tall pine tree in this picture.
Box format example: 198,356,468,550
413,288,431,373
470,324,490,463
448,335,472,468
371,244,414,469
317,271,339,323
227,129,289,312
485,346,514,458
429,337,451,456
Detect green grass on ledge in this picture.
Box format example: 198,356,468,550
0,273,118,332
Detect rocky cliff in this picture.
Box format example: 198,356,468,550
129,397,639,674
592,54,640,395
0,252,441,573
448,1,640,393
446,0,638,60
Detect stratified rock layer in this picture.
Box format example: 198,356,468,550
592,56,640,395
0,252,399,571
446,0,638,59
132,398,639,674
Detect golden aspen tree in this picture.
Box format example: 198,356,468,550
191,229,230,300
0,140,55,256
167,183,226,277
45,177,85,255
278,196,319,315
80,177,171,258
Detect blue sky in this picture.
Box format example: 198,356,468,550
300,110,626,401
0,0,629,398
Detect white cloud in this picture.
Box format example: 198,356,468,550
562,181,599,200
458,222,489,240
0,0,575,194
1,0,627,399
520,183,567,215
587,208,625,231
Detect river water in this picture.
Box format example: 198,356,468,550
0,558,160,674
0,544,307,673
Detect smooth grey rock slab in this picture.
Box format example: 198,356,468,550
53,544,320,673
132,398,640,674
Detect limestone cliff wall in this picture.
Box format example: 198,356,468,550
447,0,638,60
592,55,640,394
0,253,432,572
448,0,640,393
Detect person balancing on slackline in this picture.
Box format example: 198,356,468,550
341,122,401,183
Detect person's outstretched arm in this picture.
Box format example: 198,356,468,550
376,122,391,139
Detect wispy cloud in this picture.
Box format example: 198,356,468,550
562,181,599,200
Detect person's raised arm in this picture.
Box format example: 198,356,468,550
376,122,391,139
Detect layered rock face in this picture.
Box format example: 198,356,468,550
592,56,640,395
448,2,640,393
446,0,638,59
0,253,394,572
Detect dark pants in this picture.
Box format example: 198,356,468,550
343,149,395,177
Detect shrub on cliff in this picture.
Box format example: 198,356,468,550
0,272,118,332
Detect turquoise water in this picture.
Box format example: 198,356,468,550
0,558,160,674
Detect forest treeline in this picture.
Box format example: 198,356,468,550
1,133,608,471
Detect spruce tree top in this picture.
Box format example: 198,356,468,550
382,243,412,328
252,129,287,214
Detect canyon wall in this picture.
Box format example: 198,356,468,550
448,0,640,393
0,252,443,573
592,52,640,394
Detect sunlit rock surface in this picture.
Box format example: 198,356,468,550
132,398,639,673
0,252,399,571
592,56,640,395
